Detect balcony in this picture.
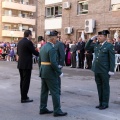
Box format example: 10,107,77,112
2,30,35,38
2,1,36,12
2,15,36,25
45,0,62,5
45,17,62,29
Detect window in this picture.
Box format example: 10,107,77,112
3,24,11,30
46,5,62,18
78,1,88,14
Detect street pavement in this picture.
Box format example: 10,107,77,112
0,61,120,120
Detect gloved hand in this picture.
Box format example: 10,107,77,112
58,65,63,68
60,73,64,77
91,35,98,40
108,71,114,76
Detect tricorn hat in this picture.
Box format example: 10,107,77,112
98,31,102,35
101,30,110,35
46,30,58,36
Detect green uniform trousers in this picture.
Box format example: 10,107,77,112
95,73,110,106
40,78,62,114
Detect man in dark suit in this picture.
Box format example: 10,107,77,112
77,37,85,68
17,30,39,103
39,31,67,117
85,30,115,110
115,36,120,54
54,36,65,95
70,40,77,68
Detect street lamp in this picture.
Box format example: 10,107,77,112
10,31,14,43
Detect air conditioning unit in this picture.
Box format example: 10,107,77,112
112,4,120,11
85,19,95,33
64,27,73,34
63,2,71,9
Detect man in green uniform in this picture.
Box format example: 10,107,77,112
38,31,67,117
54,34,65,95
85,30,115,110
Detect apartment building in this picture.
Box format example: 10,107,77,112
0,0,36,42
37,0,120,41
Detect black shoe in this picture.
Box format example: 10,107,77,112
40,109,53,114
54,112,67,117
99,106,108,110
21,98,33,103
96,105,102,108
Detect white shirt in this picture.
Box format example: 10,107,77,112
101,41,107,46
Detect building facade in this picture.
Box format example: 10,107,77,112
0,0,36,42
37,0,120,41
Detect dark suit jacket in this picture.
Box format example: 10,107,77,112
85,40,115,73
54,40,65,66
77,41,85,53
70,44,77,53
17,38,39,69
39,42,61,79
115,42,120,54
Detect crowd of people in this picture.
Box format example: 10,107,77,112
0,42,18,61
1,34,120,71
60,35,120,70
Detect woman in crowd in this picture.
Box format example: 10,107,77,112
65,40,71,66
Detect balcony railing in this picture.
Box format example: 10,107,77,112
2,1,36,12
2,29,35,38
3,0,35,6
2,15,36,25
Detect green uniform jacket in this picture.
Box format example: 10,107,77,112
54,40,65,66
85,40,115,73
39,42,62,79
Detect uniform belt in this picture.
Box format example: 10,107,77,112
41,62,51,65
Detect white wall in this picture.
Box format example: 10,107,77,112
111,0,120,4
45,17,62,30
45,0,62,5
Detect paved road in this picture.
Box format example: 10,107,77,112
0,61,120,120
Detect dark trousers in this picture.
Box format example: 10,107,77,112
78,53,84,68
71,53,76,67
86,54,93,69
40,78,62,114
19,69,32,100
95,73,110,106
58,77,61,94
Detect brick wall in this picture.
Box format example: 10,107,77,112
62,0,120,40
37,0,120,41
36,0,45,40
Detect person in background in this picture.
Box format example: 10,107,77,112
65,40,71,66
107,37,114,44
54,33,65,95
77,37,85,69
115,36,120,54
9,47,15,61
70,40,77,68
